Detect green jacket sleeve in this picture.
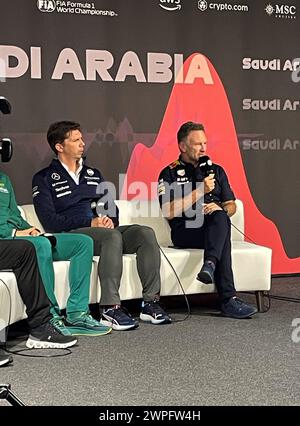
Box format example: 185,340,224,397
0,174,31,238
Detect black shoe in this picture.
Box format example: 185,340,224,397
26,322,78,349
140,301,172,324
0,348,13,367
101,306,139,331
197,260,215,284
221,297,258,319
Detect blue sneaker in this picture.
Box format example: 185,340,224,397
221,297,258,319
196,260,215,284
140,300,172,324
100,306,139,331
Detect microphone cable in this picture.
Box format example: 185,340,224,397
0,277,72,359
229,222,299,308
159,246,191,322
230,222,259,245
0,278,11,344
229,222,272,312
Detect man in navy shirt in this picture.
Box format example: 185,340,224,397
33,121,171,331
158,122,257,319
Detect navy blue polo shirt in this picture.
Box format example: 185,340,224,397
32,159,119,233
158,156,235,234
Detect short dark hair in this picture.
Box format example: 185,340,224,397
177,122,205,144
47,121,81,155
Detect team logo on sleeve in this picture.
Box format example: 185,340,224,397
169,160,180,169
51,173,60,180
87,169,94,176
177,169,185,176
32,185,39,198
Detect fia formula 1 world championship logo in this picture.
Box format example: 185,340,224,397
37,0,56,12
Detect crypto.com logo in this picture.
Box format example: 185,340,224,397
37,0,56,12
159,0,182,12
198,1,208,11
291,318,300,343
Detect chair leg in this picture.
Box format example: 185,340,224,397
0,325,8,345
255,291,265,312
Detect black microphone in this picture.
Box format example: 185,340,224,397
198,155,214,176
198,155,214,201
0,138,13,162
0,96,12,114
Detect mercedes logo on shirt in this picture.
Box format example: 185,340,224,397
51,173,60,181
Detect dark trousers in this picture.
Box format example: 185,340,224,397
70,225,161,305
0,239,51,330
172,210,236,302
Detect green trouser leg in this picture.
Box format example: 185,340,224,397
52,233,93,315
16,233,93,317
16,236,60,317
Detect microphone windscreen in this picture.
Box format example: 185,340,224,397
0,138,13,162
199,156,214,176
0,97,12,114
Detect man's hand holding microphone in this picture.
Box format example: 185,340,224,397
202,174,222,215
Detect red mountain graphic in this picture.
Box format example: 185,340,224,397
121,53,299,274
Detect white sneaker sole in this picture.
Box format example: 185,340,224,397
140,313,166,324
0,358,12,366
100,318,138,331
25,338,77,349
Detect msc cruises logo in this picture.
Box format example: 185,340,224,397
159,0,182,12
265,3,296,18
37,0,56,12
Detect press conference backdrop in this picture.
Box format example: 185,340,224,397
0,0,299,274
